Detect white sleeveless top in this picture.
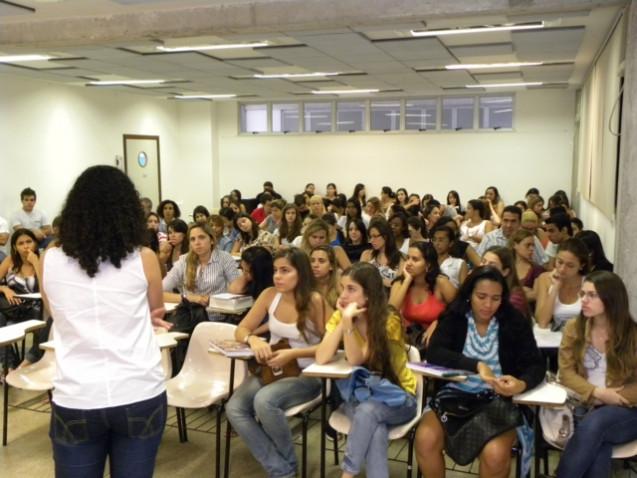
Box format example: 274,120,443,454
549,283,582,329
268,292,320,369
460,220,488,248
440,256,464,288
44,247,165,409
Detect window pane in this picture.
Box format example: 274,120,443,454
405,99,437,130
272,103,299,133
370,101,401,131
240,104,268,133
304,103,332,132
479,96,513,129
442,97,474,130
336,101,365,132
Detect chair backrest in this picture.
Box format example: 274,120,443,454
179,322,247,386
406,345,424,410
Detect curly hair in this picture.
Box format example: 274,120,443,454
157,199,181,220
10,228,39,273
58,166,146,277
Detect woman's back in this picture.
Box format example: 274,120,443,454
44,247,164,409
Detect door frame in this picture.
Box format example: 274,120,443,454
122,134,163,200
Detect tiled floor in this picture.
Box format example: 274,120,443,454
2,387,635,477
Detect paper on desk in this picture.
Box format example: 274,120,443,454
15,293,42,299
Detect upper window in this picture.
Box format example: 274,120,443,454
240,104,268,133
442,97,474,130
337,101,366,132
405,99,437,130
304,103,332,132
479,96,513,129
370,101,401,131
272,103,299,133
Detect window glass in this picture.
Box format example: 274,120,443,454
441,97,474,130
304,103,333,132
272,103,300,133
479,96,513,129
239,104,268,133
405,99,437,130
336,101,366,132
370,101,401,131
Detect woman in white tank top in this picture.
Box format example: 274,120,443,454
226,248,327,478
41,166,170,478
459,199,494,248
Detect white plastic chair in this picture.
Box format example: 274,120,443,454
5,347,56,392
165,322,247,478
328,346,424,478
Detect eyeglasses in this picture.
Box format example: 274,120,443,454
578,291,599,300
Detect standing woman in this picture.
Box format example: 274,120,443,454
316,262,418,478
535,238,589,330
42,166,171,478
226,249,326,478
556,271,637,478
274,204,303,250
361,218,405,288
157,199,181,234
460,199,494,249
310,245,342,316
389,242,457,348
343,218,370,263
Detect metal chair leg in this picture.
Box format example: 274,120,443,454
224,403,232,478
406,429,415,478
301,413,308,478
333,429,339,465
215,404,221,478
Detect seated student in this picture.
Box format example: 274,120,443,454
146,211,166,244
434,217,482,268
256,180,282,204
226,249,325,478
520,209,549,247
274,204,303,250
352,183,367,210
232,246,274,300
310,246,342,316
140,196,153,216
407,216,427,244
431,225,468,288
157,199,181,234
395,187,409,208
293,193,310,221
158,219,189,272
320,213,343,246
144,215,161,256
514,200,527,212
343,218,370,263
217,207,239,253
460,199,494,249
552,190,577,218
446,190,464,216
535,238,589,330
0,215,8,262
343,198,363,240
477,205,549,267
380,186,395,215
330,196,347,231
422,201,442,236
192,205,210,225
570,217,584,236
251,192,273,225
509,228,544,302
389,242,456,349
528,195,546,221
388,212,410,255
484,186,505,226
544,213,572,267
294,218,351,270
360,218,405,288
220,195,232,210
416,266,545,478
576,230,613,272
232,213,276,253
11,187,52,248
316,262,418,478
555,271,637,478
305,194,327,224
163,223,242,309
260,198,285,234
230,189,248,213
0,229,43,370
482,246,531,319
207,214,227,253
325,182,339,201
363,197,384,226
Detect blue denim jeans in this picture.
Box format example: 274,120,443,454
49,392,167,478
341,393,418,478
225,374,321,478
556,405,637,478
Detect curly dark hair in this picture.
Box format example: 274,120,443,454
157,199,181,220
58,165,146,277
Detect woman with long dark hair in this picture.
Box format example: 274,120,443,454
42,165,171,477
231,213,276,253
360,218,404,288
556,271,637,477
316,262,417,478
232,246,274,300
343,218,370,263
274,204,303,249
575,230,613,272
227,248,326,478
158,219,189,272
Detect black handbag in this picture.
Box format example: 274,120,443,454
430,387,522,465
165,298,209,334
0,293,41,324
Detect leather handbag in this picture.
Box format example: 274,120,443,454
430,387,522,465
248,339,301,385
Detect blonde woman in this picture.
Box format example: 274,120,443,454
294,218,351,271
310,245,342,316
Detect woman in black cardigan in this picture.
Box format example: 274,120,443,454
415,266,545,478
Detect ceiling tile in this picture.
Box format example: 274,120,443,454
419,70,475,87
374,38,453,61
513,27,585,61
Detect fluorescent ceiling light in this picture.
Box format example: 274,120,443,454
157,42,268,53
174,94,236,99
312,89,379,95
446,61,543,70
411,21,544,37
254,72,339,79
466,82,543,88
88,79,166,86
0,54,52,63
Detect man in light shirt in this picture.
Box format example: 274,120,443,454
11,187,52,247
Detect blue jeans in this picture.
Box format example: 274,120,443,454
50,392,167,478
556,405,637,478
341,393,418,478
225,374,321,478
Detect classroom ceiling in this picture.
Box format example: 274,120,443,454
0,0,626,101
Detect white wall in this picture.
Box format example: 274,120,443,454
0,74,213,223
214,89,576,207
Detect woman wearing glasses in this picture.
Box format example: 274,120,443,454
556,271,637,478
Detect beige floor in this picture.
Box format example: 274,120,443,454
2,387,634,478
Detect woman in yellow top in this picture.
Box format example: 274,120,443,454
556,271,637,477
316,262,417,478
